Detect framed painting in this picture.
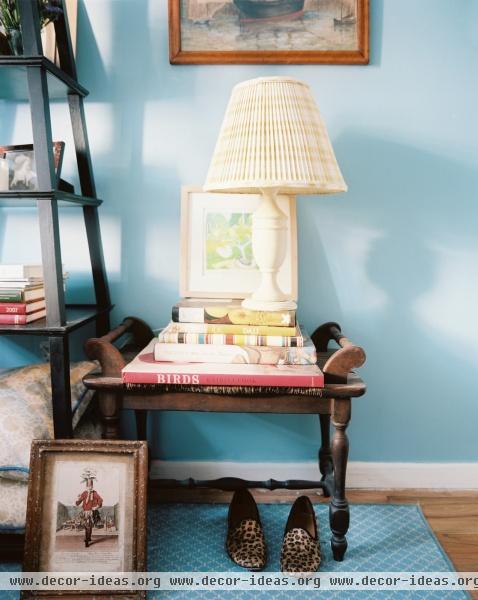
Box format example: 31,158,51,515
22,439,148,599
169,0,369,64
180,186,298,299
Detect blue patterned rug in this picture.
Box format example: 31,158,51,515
0,503,467,599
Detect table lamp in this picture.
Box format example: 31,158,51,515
204,76,347,311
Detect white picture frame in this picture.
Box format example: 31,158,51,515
180,186,298,300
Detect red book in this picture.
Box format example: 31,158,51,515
122,341,324,388
0,308,46,324
0,299,45,314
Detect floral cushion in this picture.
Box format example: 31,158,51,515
0,478,28,532
0,403,103,532
0,361,97,482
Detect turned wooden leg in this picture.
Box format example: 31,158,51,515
318,414,334,497
98,391,122,440
319,414,333,475
330,397,351,561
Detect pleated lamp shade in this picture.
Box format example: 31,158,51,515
204,76,347,195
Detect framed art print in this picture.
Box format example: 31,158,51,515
180,186,298,300
22,439,148,599
0,142,65,191
169,0,369,65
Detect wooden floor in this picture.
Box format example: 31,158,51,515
153,486,478,599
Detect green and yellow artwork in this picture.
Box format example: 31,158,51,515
205,212,257,271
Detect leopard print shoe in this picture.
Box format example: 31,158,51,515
226,489,266,571
280,496,321,574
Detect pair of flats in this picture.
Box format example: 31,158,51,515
226,489,321,573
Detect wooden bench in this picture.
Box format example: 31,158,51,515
83,317,366,561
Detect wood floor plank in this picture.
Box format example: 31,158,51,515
421,502,478,518
436,532,478,558
425,517,478,534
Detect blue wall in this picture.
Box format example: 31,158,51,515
1,0,478,462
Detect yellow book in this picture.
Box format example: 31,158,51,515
172,298,296,327
165,321,297,337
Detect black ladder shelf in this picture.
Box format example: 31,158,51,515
0,0,112,437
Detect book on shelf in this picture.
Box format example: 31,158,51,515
158,322,305,348
0,308,46,324
0,299,45,315
0,287,44,303
0,276,67,288
172,298,296,327
0,264,43,279
123,340,323,388
0,279,44,289
163,321,297,337
154,330,317,365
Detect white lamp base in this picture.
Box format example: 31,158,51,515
242,297,297,311
243,188,297,312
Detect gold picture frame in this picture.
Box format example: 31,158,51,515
22,440,148,600
169,0,369,65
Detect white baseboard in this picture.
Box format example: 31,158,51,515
150,460,478,490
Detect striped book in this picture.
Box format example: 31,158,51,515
158,322,305,348
154,330,317,365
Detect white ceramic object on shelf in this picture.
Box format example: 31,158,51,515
0,158,9,191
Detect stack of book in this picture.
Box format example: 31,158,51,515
123,299,324,388
0,264,65,325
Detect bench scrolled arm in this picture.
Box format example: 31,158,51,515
84,316,154,378
311,322,366,383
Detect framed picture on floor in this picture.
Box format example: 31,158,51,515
22,439,148,599
180,186,298,300
169,0,369,65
